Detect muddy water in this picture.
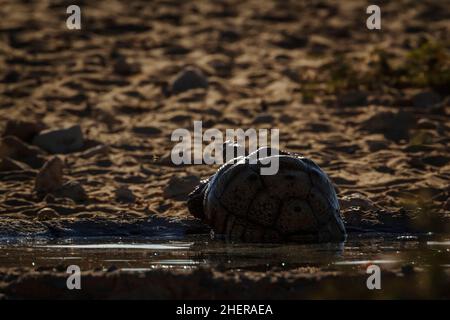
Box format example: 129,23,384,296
1,234,449,273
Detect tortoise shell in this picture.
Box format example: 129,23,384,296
187,147,346,242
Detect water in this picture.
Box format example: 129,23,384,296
1,234,450,272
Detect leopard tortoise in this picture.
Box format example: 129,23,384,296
187,146,346,243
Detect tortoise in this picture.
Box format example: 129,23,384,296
187,145,346,243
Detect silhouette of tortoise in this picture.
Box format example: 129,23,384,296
187,146,346,242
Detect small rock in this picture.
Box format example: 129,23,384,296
32,125,84,154
35,157,64,194
0,157,30,171
367,94,394,106
132,126,162,136
366,140,389,152
340,193,379,212
405,23,426,33
337,91,368,107
56,180,88,202
375,165,395,174
163,175,200,200
207,56,232,77
308,36,332,55
444,198,450,211
0,136,46,168
401,264,415,275
416,118,437,130
279,114,295,124
274,32,308,49
253,114,275,124
115,185,135,203
107,265,118,272
171,67,208,95
412,91,441,108
361,111,415,142
157,152,177,166
421,155,450,167
2,69,20,83
113,57,141,76
2,119,45,142
43,193,56,203
37,207,60,221
343,208,363,225
164,45,191,55
219,29,240,42
80,144,109,159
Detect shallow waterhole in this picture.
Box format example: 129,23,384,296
0,234,449,273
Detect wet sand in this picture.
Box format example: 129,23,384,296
1,265,449,300
0,0,449,299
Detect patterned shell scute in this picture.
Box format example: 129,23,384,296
197,149,346,243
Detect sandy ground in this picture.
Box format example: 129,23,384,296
0,0,449,299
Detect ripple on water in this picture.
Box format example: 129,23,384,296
40,243,193,250
333,259,400,266
427,241,450,246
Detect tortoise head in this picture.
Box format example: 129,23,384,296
187,179,209,220
187,142,239,221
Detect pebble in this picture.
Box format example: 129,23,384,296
340,193,379,212
0,157,30,171
421,155,450,167
361,111,415,142
115,185,135,203
132,126,162,136
401,264,415,275
32,125,84,154
337,91,368,107
113,57,141,76
43,193,56,203
170,67,208,95
80,144,109,159
275,32,308,49
0,136,45,168
37,207,60,221
56,180,88,202
2,119,45,142
107,265,118,272
366,140,389,152
35,156,64,194
416,118,437,130
412,91,441,108
444,199,450,211
253,114,275,124
308,36,332,55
